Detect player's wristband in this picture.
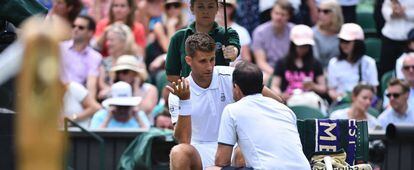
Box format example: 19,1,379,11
179,99,192,116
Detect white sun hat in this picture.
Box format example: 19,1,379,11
102,81,142,108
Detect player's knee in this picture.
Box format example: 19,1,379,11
170,144,195,160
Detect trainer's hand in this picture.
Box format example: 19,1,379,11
166,77,190,100
222,45,238,61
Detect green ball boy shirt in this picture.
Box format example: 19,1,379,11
165,22,240,77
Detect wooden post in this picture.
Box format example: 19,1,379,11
16,16,70,170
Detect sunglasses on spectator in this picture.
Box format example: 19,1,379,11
166,2,181,9
72,24,86,30
403,65,414,71
339,39,351,44
318,8,332,14
386,92,402,98
116,70,132,75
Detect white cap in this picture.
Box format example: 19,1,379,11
102,81,142,108
290,24,315,46
338,23,364,41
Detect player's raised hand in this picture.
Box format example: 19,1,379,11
166,77,190,100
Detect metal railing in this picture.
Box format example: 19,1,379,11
64,118,105,170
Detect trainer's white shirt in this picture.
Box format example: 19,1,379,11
327,55,379,94
168,66,234,167
218,94,310,170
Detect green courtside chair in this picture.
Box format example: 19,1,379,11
290,106,326,120
118,128,177,170
365,37,382,65
356,11,377,37
380,70,395,97
297,119,369,165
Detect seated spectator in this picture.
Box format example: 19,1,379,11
154,108,173,130
90,81,150,128
94,0,146,57
212,62,310,169
61,15,102,98
252,0,294,82
379,0,414,77
63,82,101,128
47,0,83,24
330,84,381,131
271,24,326,100
396,28,414,79
147,0,187,75
112,55,158,118
327,23,378,101
87,0,111,21
97,23,138,99
312,0,343,67
383,54,414,108
216,0,252,62
378,79,414,128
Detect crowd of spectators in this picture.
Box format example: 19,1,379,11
1,0,413,131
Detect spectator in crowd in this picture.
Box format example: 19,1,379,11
379,0,414,77
327,23,378,101
212,62,310,170
167,33,280,170
330,84,381,131
90,81,150,128
88,0,111,21
271,24,326,100
113,55,158,118
252,0,294,82
378,79,414,128
97,23,137,99
338,0,359,23
384,54,414,108
312,0,343,67
216,0,252,62
94,0,146,57
47,0,83,24
61,15,102,99
147,0,187,75
165,0,241,83
63,82,101,128
235,0,260,35
396,28,414,79
154,109,173,130
146,0,165,33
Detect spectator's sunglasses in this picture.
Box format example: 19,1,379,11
403,65,414,71
339,39,352,44
318,8,332,14
386,92,402,99
166,2,181,9
116,70,132,75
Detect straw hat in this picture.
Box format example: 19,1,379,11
111,55,148,81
